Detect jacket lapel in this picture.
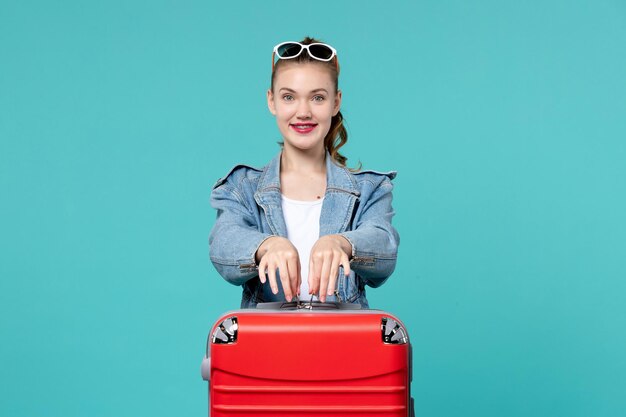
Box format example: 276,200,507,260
254,153,288,237
319,154,361,236
255,151,360,237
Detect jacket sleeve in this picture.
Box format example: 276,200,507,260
209,180,271,286
339,178,399,288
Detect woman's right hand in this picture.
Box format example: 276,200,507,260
255,236,301,302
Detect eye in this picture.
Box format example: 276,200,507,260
312,95,325,102
282,94,294,101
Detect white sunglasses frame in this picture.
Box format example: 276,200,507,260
272,41,338,70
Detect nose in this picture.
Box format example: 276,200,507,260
296,100,312,119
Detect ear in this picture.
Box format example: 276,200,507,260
333,90,342,116
267,89,276,115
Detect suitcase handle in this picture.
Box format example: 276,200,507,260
256,300,362,310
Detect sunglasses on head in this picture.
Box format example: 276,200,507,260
272,41,338,71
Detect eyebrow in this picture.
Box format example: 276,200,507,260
279,87,329,94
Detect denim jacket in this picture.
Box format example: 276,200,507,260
209,152,399,308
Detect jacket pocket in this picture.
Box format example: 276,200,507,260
338,270,360,303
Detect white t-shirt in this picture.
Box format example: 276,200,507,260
281,194,324,301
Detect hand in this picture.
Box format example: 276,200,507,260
308,235,352,302
256,236,301,302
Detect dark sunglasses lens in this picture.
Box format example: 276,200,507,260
309,44,333,60
277,43,302,58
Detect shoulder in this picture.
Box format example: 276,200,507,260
211,163,266,190
351,168,397,189
334,167,397,203
352,169,397,180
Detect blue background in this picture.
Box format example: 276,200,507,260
1,1,625,416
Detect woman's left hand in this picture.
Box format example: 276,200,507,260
308,235,352,302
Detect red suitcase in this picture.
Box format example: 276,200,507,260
201,301,414,417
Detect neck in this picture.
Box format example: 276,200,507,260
281,145,326,174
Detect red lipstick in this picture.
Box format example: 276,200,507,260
290,123,318,134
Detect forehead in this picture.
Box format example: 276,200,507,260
273,62,335,91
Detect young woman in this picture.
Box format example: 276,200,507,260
209,37,399,308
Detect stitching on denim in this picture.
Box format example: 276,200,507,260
210,255,256,266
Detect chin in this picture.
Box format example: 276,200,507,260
285,139,324,152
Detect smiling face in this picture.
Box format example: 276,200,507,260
267,62,342,155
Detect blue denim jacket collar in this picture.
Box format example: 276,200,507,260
254,151,361,238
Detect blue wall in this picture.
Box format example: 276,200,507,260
1,1,625,416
